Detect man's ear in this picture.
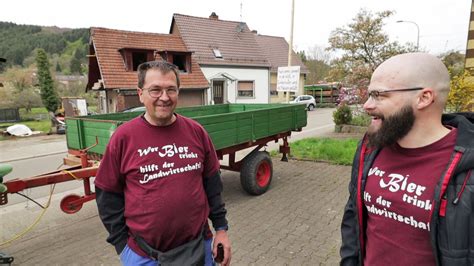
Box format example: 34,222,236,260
137,87,144,103
416,88,435,110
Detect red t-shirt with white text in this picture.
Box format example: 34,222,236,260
95,114,220,255
364,128,457,265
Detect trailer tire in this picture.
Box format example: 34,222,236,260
240,151,273,195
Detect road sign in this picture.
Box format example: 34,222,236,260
277,66,300,92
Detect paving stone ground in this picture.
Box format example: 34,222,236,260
1,158,352,266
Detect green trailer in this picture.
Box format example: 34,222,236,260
66,103,307,156
1,103,307,214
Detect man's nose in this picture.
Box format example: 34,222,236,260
363,97,375,111
158,90,170,101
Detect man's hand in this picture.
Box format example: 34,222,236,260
213,230,231,265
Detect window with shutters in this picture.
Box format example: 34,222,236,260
120,49,154,71
171,53,190,73
159,51,191,73
237,81,254,98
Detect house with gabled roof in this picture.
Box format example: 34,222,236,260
254,34,309,103
87,27,209,113
170,13,271,104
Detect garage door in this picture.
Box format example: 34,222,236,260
178,89,205,107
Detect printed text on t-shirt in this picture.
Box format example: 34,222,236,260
364,166,433,231
136,143,201,184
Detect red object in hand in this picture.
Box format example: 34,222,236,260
215,243,224,263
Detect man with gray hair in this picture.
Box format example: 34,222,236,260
95,61,231,266
340,53,474,265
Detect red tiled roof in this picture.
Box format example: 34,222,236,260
89,27,209,89
254,34,309,73
171,14,270,68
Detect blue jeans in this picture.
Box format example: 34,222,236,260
120,238,215,266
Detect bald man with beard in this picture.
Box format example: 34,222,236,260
340,53,474,266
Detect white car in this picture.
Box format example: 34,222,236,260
290,95,316,111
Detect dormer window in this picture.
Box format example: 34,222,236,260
160,51,192,73
120,48,154,71
212,48,223,58
172,54,188,73
132,51,147,71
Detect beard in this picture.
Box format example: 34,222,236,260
366,105,415,149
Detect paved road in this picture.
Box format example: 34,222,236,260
0,108,358,265
0,134,67,163
1,160,351,265
1,109,336,205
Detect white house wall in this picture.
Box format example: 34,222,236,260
201,66,270,104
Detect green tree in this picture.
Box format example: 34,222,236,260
447,70,474,112
70,49,83,74
56,62,62,72
441,50,465,78
3,66,34,92
35,48,59,113
298,50,307,63
0,22,88,68
11,87,43,113
327,9,415,86
2,66,42,112
70,57,81,74
299,45,331,84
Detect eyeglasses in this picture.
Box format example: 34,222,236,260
368,87,423,100
142,87,179,98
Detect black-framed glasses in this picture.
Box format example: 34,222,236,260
142,87,179,98
368,87,423,100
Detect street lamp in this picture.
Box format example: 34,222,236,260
397,20,420,51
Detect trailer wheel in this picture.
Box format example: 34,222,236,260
60,194,83,214
240,151,273,195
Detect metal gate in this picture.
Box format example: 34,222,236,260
0,108,20,122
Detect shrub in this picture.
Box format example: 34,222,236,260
333,105,352,125
318,103,336,108
349,113,371,126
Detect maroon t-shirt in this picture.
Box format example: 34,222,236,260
364,128,457,265
95,114,220,256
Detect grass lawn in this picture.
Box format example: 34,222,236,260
275,137,360,165
0,120,51,133
0,108,51,140
19,107,49,121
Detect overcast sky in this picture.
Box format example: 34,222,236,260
2,0,471,56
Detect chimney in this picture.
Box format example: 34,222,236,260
209,12,219,20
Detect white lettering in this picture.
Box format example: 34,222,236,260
139,162,202,184
379,173,426,196
365,204,430,231
364,191,372,202
159,145,175,157
402,193,432,210
369,167,386,177
376,195,392,208
139,164,159,173
137,146,159,157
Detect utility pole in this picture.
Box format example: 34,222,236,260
286,0,295,103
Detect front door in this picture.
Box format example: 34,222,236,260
212,80,224,104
